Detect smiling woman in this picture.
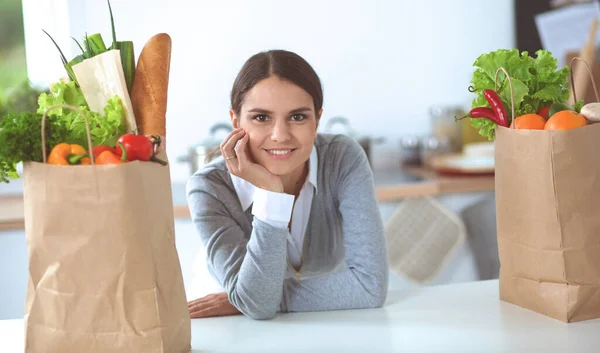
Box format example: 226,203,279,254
225,74,320,194
186,49,388,320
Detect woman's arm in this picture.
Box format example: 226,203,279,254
187,174,294,320
280,139,389,312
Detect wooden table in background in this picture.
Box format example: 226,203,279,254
375,166,494,201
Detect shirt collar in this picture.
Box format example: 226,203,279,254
231,146,318,212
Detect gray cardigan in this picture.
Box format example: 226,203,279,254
186,133,389,319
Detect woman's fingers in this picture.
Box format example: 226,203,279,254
190,304,241,318
220,130,241,156
189,302,211,314
220,129,245,173
188,296,218,315
188,294,216,307
187,293,241,319
219,129,240,152
190,306,221,319
187,295,211,307
234,133,250,170
220,129,244,157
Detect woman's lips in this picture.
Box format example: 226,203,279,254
264,148,296,160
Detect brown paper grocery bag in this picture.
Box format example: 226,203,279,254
495,123,600,322
22,105,191,352
494,63,600,323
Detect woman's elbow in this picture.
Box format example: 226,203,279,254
244,307,277,320
367,275,389,308
231,293,280,320
370,289,387,308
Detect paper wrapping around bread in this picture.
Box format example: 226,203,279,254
72,50,138,133
130,33,172,142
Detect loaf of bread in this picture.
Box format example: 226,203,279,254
130,33,172,137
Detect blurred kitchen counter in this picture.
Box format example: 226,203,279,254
374,165,494,201
0,166,494,231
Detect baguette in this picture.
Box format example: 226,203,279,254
130,33,172,137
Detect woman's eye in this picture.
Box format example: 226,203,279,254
291,114,306,122
252,114,269,122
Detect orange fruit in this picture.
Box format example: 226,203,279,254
544,110,587,130
510,114,546,130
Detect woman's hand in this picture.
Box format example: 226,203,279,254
221,128,284,193
188,292,242,319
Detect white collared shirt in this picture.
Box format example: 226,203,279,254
230,147,318,268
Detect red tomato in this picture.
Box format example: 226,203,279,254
537,105,551,120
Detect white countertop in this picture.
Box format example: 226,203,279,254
1,279,599,352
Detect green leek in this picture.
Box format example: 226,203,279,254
106,0,135,93
42,29,78,85
113,41,135,93
84,33,108,56
42,0,135,93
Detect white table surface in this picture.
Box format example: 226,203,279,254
1,279,599,353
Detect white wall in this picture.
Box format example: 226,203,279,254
22,0,515,182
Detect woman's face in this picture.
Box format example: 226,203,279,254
231,76,321,177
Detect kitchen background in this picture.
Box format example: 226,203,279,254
1,0,598,320
18,0,515,179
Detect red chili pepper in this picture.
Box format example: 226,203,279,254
483,89,509,127
469,107,507,126
115,134,154,162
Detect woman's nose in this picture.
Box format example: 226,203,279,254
271,121,291,142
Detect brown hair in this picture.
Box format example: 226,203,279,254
230,49,323,116
206,49,323,163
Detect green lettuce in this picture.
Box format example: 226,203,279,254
468,49,572,139
0,112,70,182
37,80,127,147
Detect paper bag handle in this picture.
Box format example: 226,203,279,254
569,57,599,103
41,104,95,165
494,67,516,129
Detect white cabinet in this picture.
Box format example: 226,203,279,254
0,230,28,320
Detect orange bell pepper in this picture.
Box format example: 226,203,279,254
92,145,117,158
96,142,128,165
47,143,91,165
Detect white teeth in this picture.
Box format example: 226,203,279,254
268,150,291,156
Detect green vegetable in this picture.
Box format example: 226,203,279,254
107,0,135,93
72,37,86,55
0,79,127,183
84,33,108,56
42,29,78,85
468,49,572,139
0,112,70,183
42,0,135,94
112,41,135,93
43,32,109,88
548,102,572,118
573,99,584,113
37,80,127,147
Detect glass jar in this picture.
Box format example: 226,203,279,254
429,105,465,153
399,136,422,166
420,135,451,168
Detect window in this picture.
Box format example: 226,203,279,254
0,0,44,120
